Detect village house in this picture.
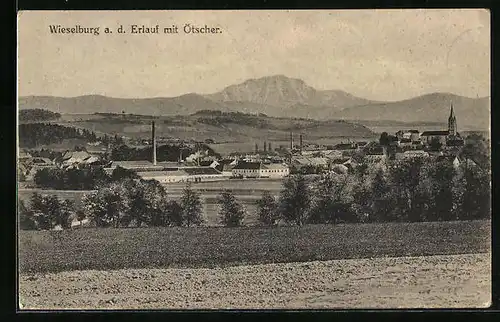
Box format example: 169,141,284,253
60,151,100,168
395,150,430,160
137,167,224,184
232,161,289,179
291,157,329,171
395,130,420,142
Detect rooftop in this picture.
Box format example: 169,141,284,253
183,167,222,175
262,163,288,170
233,162,262,170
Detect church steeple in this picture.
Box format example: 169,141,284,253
448,102,457,136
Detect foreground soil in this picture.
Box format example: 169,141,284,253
19,253,490,309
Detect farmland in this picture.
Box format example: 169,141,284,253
18,253,491,309
18,220,490,274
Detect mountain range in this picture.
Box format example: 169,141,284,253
19,75,490,130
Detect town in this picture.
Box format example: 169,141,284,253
18,104,478,185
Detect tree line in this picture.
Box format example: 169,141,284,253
111,143,220,162
34,166,139,190
20,156,489,231
19,123,100,148
19,109,61,122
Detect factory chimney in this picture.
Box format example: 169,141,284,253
264,140,267,152
151,120,157,165
290,132,294,150
299,133,303,152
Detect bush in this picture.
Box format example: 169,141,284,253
218,190,246,227
256,191,279,226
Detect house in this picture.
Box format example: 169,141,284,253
364,149,386,163
61,151,100,168
260,163,289,178
330,164,349,175
232,162,263,178
395,150,430,160
198,160,220,168
396,130,420,142
324,150,343,160
32,157,54,167
231,162,289,178
137,167,224,183
138,170,189,183
217,163,235,177
420,130,449,145
18,151,32,161
292,157,329,167
399,138,413,148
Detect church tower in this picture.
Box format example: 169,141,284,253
448,103,457,136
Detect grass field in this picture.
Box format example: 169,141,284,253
18,220,490,274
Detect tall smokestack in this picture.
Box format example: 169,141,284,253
264,140,267,152
151,120,157,165
299,134,303,151
290,132,294,150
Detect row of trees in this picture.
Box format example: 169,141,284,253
19,109,61,122
20,156,490,231
110,143,220,162
216,156,490,227
19,123,100,148
33,166,142,190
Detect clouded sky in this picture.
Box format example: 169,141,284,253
18,10,490,101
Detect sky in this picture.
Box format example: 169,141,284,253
18,10,490,101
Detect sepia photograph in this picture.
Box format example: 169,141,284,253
17,9,491,309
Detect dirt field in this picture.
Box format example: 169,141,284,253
19,253,491,309
19,221,490,274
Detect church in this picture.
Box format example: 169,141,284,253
420,104,464,147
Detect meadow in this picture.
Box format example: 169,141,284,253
18,220,490,274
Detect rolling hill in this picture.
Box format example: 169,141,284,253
333,93,490,131
49,111,376,144
19,75,490,130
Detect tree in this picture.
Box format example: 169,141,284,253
429,137,443,151
82,182,130,228
370,167,394,222
29,193,74,230
279,174,311,225
18,199,37,230
180,184,204,227
256,191,279,226
308,174,354,224
460,164,490,220
29,192,51,230
388,158,425,222
164,200,183,226
218,190,246,227
379,132,390,146
128,179,168,227
426,160,456,221
461,133,490,170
